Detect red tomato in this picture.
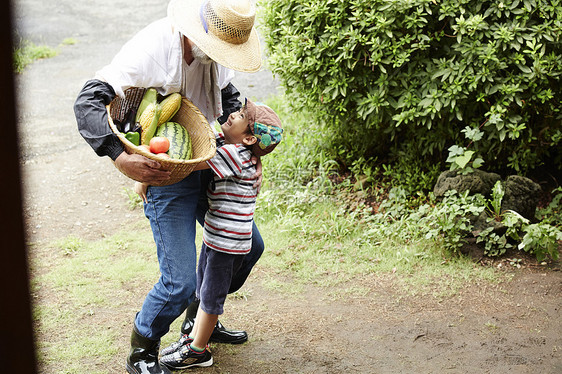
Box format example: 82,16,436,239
149,137,170,154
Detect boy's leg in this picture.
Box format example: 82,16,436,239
190,241,211,341
194,249,244,349
191,308,219,350
161,247,243,370
175,169,255,344
196,246,245,320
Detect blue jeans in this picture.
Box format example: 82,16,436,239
135,170,264,340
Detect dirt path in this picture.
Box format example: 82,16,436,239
15,0,561,373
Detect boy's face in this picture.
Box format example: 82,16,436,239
221,107,256,146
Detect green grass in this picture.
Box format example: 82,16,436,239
31,226,159,371
13,40,58,73
255,193,499,296
13,36,77,74
122,186,144,209
61,37,78,46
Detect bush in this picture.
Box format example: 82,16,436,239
261,0,562,187
374,187,561,262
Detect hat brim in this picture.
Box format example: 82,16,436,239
168,0,262,73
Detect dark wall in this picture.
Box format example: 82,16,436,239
0,0,38,372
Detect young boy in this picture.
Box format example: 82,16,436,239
135,99,282,369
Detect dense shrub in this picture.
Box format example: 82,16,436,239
261,0,562,188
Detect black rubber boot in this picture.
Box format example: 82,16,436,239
180,297,201,334
180,298,248,344
126,326,171,374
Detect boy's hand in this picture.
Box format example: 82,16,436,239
251,155,263,192
134,181,148,204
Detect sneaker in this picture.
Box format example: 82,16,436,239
160,344,213,370
182,317,248,344
161,334,193,356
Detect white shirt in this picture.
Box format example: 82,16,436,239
95,17,235,122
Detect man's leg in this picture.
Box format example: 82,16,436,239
229,221,264,293
127,174,200,374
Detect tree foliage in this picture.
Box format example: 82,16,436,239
261,0,562,187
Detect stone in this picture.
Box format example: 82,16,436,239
433,169,501,198
501,175,541,220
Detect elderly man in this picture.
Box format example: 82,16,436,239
73,0,264,373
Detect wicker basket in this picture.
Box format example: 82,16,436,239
107,87,216,186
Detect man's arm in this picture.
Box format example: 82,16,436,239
74,79,124,160
217,82,243,124
74,79,170,184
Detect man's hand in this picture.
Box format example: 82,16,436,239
251,155,263,192
114,152,171,185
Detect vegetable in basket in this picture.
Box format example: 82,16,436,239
139,103,160,145
137,90,182,145
135,88,157,123
157,93,182,125
123,131,140,146
155,121,192,160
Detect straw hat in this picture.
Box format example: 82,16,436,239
168,0,262,72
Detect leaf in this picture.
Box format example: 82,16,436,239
455,151,475,169
472,157,485,168
499,130,506,142
455,110,463,121
517,64,532,74
448,145,463,154
419,97,433,107
431,69,449,80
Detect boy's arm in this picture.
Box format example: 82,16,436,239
251,156,263,191
133,182,148,203
193,161,211,171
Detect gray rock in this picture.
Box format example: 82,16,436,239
501,175,541,220
470,211,505,236
433,170,501,198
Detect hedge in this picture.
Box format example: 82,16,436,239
261,0,562,189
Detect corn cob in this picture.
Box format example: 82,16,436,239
140,103,161,145
135,88,158,123
157,93,182,125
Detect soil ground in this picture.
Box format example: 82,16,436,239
14,0,561,373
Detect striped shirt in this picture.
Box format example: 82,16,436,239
203,133,257,255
